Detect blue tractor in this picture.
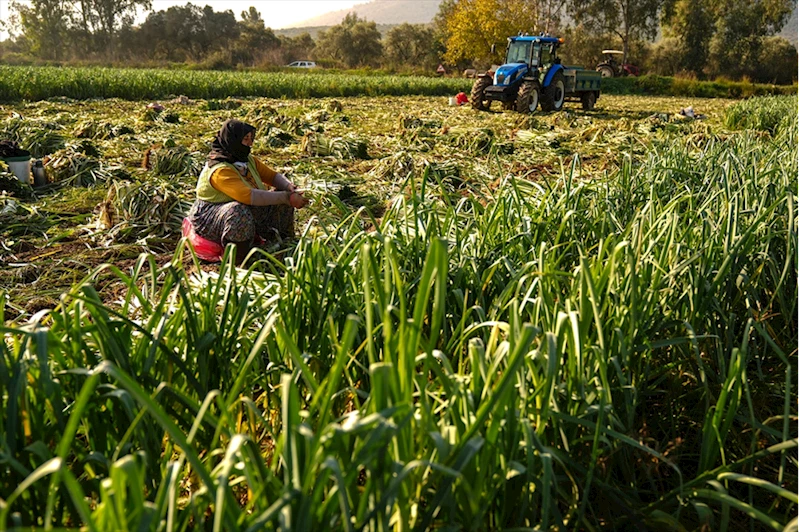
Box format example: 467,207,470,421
471,34,601,113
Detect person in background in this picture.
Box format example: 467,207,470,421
188,119,308,264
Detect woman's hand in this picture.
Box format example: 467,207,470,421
288,191,309,209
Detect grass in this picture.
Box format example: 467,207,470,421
0,93,796,530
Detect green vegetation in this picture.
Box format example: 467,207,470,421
1,66,795,103
604,76,797,98
0,66,470,102
0,94,796,530
724,95,799,133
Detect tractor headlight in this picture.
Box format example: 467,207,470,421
496,74,506,84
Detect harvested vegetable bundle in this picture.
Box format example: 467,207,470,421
140,107,180,123
275,113,318,135
146,145,203,177
398,114,441,130
246,104,277,118
46,146,107,186
261,127,295,148
444,126,495,153
96,178,191,243
2,116,65,157
68,139,102,157
305,109,329,123
368,151,415,183
424,160,463,190
301,132,368,159
400,129,436,152
72,120,135,140
203,99,242,111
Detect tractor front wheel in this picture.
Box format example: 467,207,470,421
515,80,540,113
541,71,565,112
581,91,597,111
470,76,492,111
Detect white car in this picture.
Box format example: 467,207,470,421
287,61,317,68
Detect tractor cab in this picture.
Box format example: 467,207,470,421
492,35,562,88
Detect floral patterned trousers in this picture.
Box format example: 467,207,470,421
188,200,294,246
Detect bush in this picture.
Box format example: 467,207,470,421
754,37,798,85
644,37,683,76
602,74,797,98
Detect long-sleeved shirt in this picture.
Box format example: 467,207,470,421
209,158,278,205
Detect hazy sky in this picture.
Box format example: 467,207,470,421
0,0,371,38
149,0,372,28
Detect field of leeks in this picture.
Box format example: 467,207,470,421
1,94,796,530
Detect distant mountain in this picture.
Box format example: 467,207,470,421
274,25,398,40
778,7,797,46
286,0,442,28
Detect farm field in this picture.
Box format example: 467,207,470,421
0,92,796,530
1,66,795,102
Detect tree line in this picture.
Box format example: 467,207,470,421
1,0,796,84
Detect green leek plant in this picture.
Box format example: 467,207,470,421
0,96,795,530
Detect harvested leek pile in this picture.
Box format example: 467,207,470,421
145,145,203,177
94,178,191,246
203,98,242,111
47,145,107,186
301,132,369,159
259,126,295,148
443,126,496,153
1,114,66,157
72,119,134,139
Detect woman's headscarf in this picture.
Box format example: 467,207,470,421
207,119,256,165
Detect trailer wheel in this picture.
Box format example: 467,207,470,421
470,76,492,110
581,91,596,111
541,71,565,112
516,80,540,113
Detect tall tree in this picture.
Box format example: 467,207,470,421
279,32,316,64
10,0,70,60
662,0,795,76
660,0,713,74
315,13,382,68
384,23,438,70
441,0,553,66
73,0,152,52
134,3,238,62
568,0,662,65
234,6,280,65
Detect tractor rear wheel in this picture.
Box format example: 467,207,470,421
541,71,565,112
515,80,540,113
470,76,492,110
597,65,614,78
580,91,596,111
